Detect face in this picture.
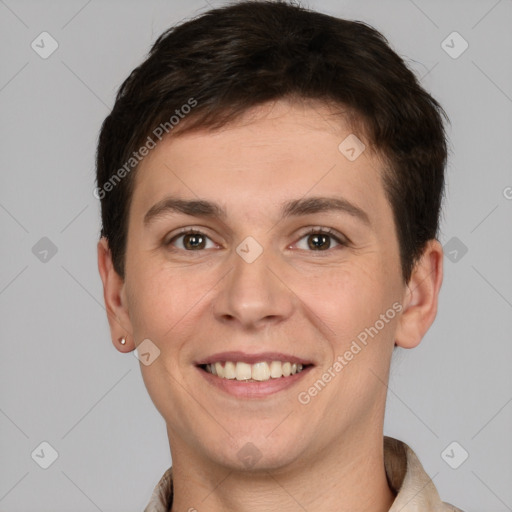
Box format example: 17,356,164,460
104,99,420,471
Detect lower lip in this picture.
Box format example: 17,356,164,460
197,365,313,398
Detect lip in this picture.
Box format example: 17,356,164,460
195,351,314,366
197,363,314,399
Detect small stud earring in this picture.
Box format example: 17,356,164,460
119,337,126,345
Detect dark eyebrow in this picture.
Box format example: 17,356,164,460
281,196,370,225
144,195,370,227
144,197,226,226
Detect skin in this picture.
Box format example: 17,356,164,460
98,98,443,512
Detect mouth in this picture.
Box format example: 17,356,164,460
195,352,314,398
200,360,310,382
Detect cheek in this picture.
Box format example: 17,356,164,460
294,259,391,338
125,259,219,343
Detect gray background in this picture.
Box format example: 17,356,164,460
1,0,511,510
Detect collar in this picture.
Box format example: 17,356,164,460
144,437,462,512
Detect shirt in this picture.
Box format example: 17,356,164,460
144,436,463,512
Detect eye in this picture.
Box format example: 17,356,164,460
166,229,217,251
294,227,347,251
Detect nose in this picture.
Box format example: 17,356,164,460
212,245,295,330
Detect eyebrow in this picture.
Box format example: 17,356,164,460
143,195,371,227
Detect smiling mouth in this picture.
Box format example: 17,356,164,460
199,361,311,382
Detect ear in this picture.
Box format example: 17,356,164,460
395,239,443,349
97,237,134,352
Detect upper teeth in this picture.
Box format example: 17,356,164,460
205,361,305,381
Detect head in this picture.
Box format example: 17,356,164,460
97,0,448,472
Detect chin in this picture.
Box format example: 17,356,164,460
204,432,308,474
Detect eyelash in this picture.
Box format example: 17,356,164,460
165,227,348,252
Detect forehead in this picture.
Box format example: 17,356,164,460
130,100,391,227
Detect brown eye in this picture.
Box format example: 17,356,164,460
167,230,215,250
294,228,346,251
307,233,332,250
182,233,206,250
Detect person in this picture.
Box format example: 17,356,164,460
95,1,463,510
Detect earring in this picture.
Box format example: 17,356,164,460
119,336,127,345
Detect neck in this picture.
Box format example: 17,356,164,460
168,432,395,512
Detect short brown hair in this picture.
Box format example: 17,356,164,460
96,0,449,283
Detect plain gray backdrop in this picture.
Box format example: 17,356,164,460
1,0,511,511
